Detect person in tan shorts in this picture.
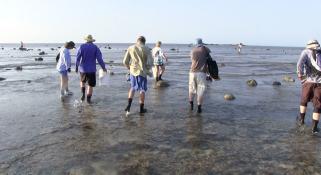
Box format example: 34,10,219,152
297,39,321,134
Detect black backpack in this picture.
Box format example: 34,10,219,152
206,53,219,79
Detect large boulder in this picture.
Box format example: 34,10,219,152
15,66,23,71
35,57,44,61
0,77,5,81
272,81,282,86
283,76,295,82
156,80,170,88
39,51,46,55
224,94,235,101
247,79,258,87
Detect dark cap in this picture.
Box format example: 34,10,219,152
65,41,76,49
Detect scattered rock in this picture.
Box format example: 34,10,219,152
108,71,115,75
37,49,42,51
283,76,295,82
39,51,46,55
57,46,61,49
170,48,176,51
156,80,170,88
13,48,16,50
0,77,6,81
27,49,33,51
19,47,27,51
109,60,114,63
15,66,23,71
224,94,235,101
50,48,55,51
27,80,31,83
247,79,258,87
220,63,226,67
5,68,11,70
272,81,281,86
1,48,4,50
35,57,44,61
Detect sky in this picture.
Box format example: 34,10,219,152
0,0,321,46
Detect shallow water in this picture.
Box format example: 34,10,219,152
0,43,321,175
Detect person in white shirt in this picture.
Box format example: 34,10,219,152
56,41,75,100
152,41,168,81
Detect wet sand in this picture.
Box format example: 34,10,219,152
0,44,321,174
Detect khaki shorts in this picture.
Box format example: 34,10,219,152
189,72,207,97
301,82,321,113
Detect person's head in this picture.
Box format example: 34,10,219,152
156,41,162,47
195,38,203,46
84,34,96,43
64,41,76,49
306,39,320,50
137,36,146,45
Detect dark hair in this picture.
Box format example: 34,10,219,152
137,36,146,44
65,41,75,49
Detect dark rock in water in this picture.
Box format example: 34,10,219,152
170,48,176,51
19,47,27,51
51,48,55,51
220,63,226,67
13,48,16,50
272,81,281,86
156,80,170,88
109,60,114,63
5,68,11,70
15,66,23,71
38,49,41,51
1,48,4,50
108,71,115,75
283,76,295,82
0,77,6,81
224,94,235,101
39,51,46,55
247,79,258,87
35,57,44,61
57,46,61,49
27,49,33,51
27,80,31,83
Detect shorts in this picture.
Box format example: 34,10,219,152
130,75,147,92
189,72,207,97
80,72,96,87
301,82,321,113
154,58,164,66
59,70,68,77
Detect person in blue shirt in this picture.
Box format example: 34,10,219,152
56,41,75,100
76,35,107,104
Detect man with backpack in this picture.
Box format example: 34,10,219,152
189,38,214,113
297,39,321,134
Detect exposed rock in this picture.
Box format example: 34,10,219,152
35,57,44,61
156,80,170,88
5,68,11,70
57,46,61,49
247,79,258,87
51,48,55,51
220,63,226,67
19,47,27,51
27,80,31,83
170,48,176,51
272,81,282,86
1,48,4,50
0,77,6,81
224,94,235,101
15,66,23,71
13,48,16,50
39,51,46,55
108,70,115,75
283,76,295,82
37,49,41,51
109,60,114,63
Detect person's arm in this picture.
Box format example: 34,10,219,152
146,49,153,70
123,48,131,70
75,47,82,73
96,48,107,72
297,51,307,80
64,50,72,72
160,49,168,62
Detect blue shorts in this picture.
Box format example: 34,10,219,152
130,75,147,92
59,70,68,77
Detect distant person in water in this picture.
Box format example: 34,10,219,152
56,41,75,100
152,41,168,81
76,35,107,104
297,39,321,134
237,43,244,54
123,36,153,116
189,38,212,113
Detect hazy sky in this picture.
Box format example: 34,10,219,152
0,0,320,46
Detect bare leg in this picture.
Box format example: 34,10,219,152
159,65,165,80
87,86,93,96
128,88,135,99
155,66,159,81
139,91,147,113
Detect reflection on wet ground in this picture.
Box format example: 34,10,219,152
0,44,321,174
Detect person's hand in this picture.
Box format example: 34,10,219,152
75,68,78,73
103,68,107,72
67,68,71,73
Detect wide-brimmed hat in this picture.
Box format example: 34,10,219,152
84,35,96,42
306,39,320,49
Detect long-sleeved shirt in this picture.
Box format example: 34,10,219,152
297,49,321,83
56,47,71,72
76,42,106,73
123,44,153,77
